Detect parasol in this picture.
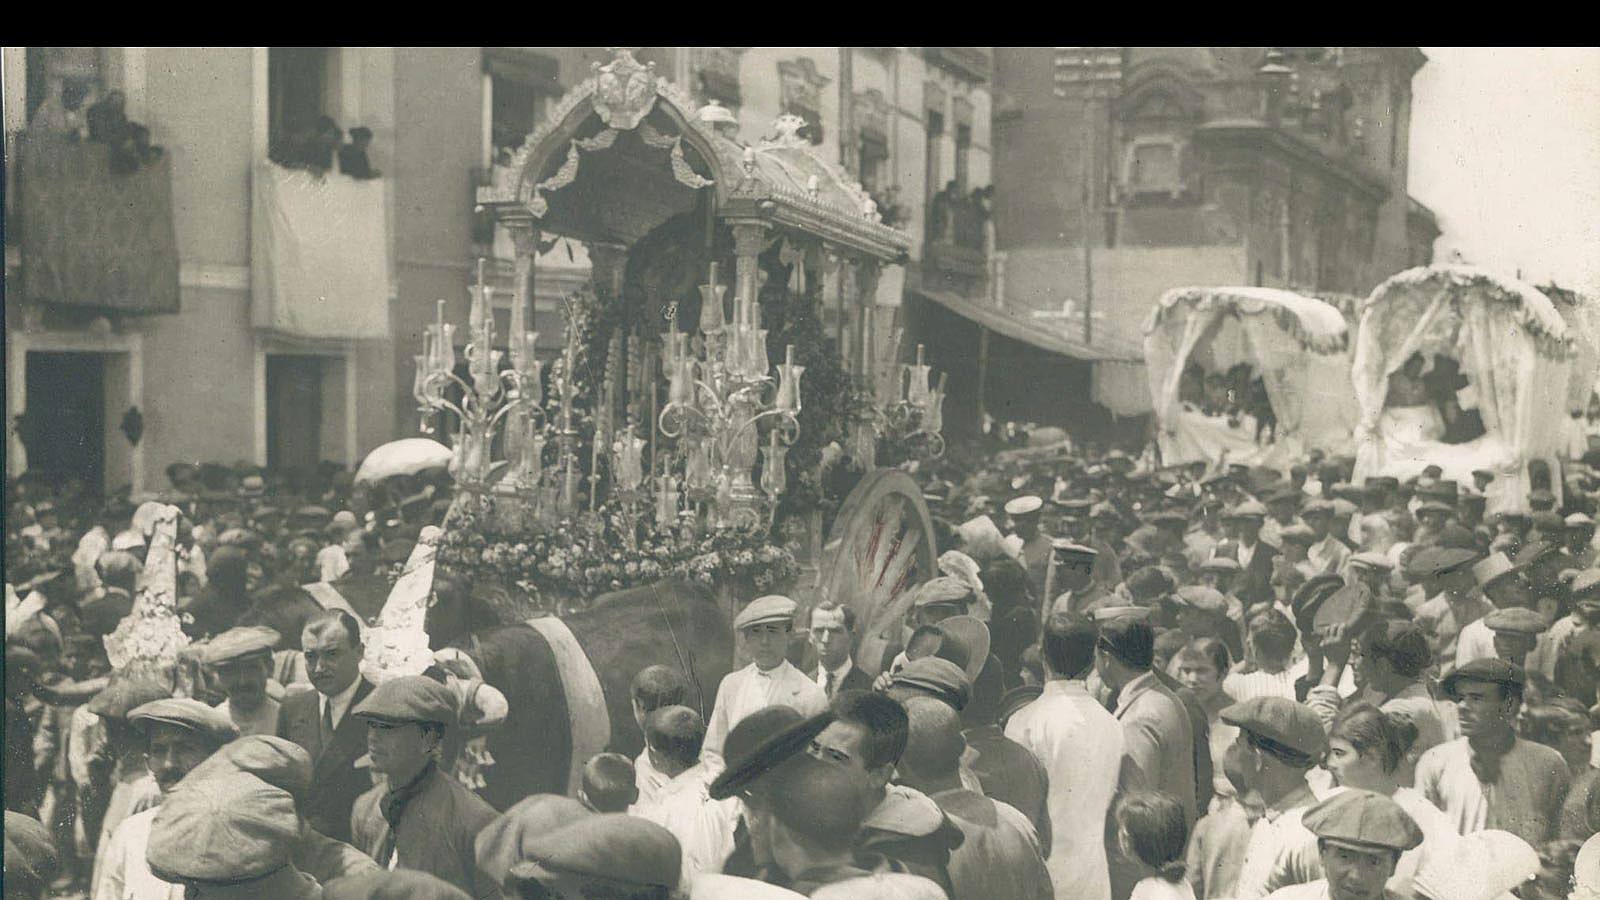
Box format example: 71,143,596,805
354,438,453,485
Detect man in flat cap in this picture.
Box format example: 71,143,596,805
1185,497,1227,569
182,734,379,886
1222,696,1329,898
894,696,1052,900
1221,501,1280,610
807,691,962,894
1482,607,1549,670
1261,789,1423,900
1004,608,1132,896
1422,547,1489,676
146,769,317,899
1300,500,1351,578
702,595,827,766
1530,568,1600,686
629,706,739,889
200,625,282,737
1415,659,1572,847
1345,620,1447,778
504,814,680,900
1262,488,1306,551
94,698,240,900
350,674,500,897
1004,495,1053,601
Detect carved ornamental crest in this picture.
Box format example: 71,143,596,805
591,48,659,131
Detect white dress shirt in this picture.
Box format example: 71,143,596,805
634,749,670,808
1238,539,1259,570
701,659,828,766
1004,678,1124,900
320,675,363,733
816,658,854,696
93,807,183,900
629,761,739,889
1453,617,1498,670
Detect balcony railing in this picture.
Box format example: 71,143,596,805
12,133,180,315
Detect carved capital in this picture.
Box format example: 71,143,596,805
507,222,542,258
731,221,770,259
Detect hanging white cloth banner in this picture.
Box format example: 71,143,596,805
251,163,392,339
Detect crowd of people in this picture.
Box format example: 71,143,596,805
269,116,382,180
6,434,1600,899
29,82,163,175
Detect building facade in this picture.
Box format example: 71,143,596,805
974,46,1439,424
4,47,987,495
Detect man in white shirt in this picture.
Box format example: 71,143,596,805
628,664,691,807
629,705,739,888
203,626,283,737
702,595,828,766
809,601,871,699
1301,500,1351,578
1223,697,1329,899
1005,613,1123,900
94,699,239,900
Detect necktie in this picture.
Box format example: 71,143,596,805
824,670,836,698
321,698,335,749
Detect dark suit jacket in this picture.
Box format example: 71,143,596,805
830,663,873,698
276,678,375,844
1232,540,1280,609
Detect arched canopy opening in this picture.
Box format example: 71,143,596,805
1145,286,1355,470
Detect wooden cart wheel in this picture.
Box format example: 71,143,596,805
813,469,938,676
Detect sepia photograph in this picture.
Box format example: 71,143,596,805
3,46,1599,900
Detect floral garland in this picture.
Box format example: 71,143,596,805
430,503,798,607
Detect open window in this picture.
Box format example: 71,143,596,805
267,47,332,165
485,48,561,162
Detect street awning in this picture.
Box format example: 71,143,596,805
914,288,1129,362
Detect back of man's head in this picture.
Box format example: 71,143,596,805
645,705,706,772
831,690,909,772
898,697,966,783
579,753,638,813
1042,614,1097,679
631,665,689,715
1098,616,1155,672
1247,609,1298,664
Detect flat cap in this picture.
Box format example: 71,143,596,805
146,770,299,882
1223,500,1267,520
1332,498,1360,518
1147,510,1189,527
1055,498,1093,515
199,625,280,666
1483,607,1548,636
1366,476,1399,492
1302,788,1423,853
1291,574,1345,622
912,577,972,610
1494,510,1530,526
1049,539,1099,561
1441,658,1526,699
324,871,471,900
1428,547,1480,575
890,657,971,711
734,595,797,631
1513,540,1559,567
186,735,313,803
1090,605,1155,623
474,794,592,887
1266,487,1301,506
1300,499,1335,517
1174,585,1229,615
709,708,832,801
1348,551,1394,572
1570,568,1600,601
1565,512,1596,528
1471,552,1519,588
1415,500,1455,518
1278,524,1317,546
128,698,239,745
506,814,680,892
1532,511,1566,534
935,616,991,684
4,811,60,889
353,675,458,728
1411,829,1539,900
1003,496,1043,516
85,677,172,721
1199,554,1241,573
1220,696,1327,758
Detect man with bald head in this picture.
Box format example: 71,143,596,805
275,610,374,843
896,696,1052,900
